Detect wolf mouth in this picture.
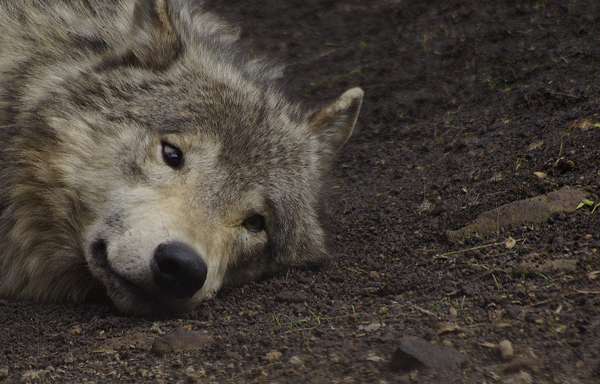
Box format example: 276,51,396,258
90,239,185,314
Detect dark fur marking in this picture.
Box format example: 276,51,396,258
104,212,128,233
90,239,109,268
126,160,147,182
70,34,109,54
0,57,39,125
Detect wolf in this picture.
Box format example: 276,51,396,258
0,0,363,314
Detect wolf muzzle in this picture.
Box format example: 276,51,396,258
91,239,207,301
151,242,207,299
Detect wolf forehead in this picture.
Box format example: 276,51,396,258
103,82,320,192
73,65,323,185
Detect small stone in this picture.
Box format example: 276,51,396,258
289,355,304,367
436,323,462,335
449,307,458,317
498,340,514,360
266,351,282,362
364,323,384,332
369,271,379,279
533,171,547,179
390,336,467,372
366,353,384,362
527,140,544,151
502,371,532,384
505,237,516,249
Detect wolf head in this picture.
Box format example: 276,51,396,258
0,0,362,315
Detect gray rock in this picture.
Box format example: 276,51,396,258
389,336,467,372
498,340,514,360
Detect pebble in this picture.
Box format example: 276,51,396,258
289,355,305,367
266,351,282,362
502,371,532,384
498,340,514,360
289,355,310,368
436,323,462,335
365,353,384,362
364,322,384,332
389,336,467,372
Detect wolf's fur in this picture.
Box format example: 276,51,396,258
0,0,363,314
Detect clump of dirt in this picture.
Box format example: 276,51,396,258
446,187,588,241
2,0,600,383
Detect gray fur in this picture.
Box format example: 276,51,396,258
0,0,363,314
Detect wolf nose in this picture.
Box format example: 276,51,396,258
152,242,207,299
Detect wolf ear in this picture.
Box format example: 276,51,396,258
309,87,364,155
124,0,181,70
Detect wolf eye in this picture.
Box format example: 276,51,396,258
161,141,184,169
243,214,265,233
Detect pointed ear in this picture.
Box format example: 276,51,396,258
309,87,364,155
124,0,181,70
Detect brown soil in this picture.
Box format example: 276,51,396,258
2,0,600,382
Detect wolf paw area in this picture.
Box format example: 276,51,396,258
1,0,600,383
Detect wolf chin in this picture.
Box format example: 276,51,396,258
0,0,363,315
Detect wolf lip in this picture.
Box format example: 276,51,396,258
90,239,110,268
89,239,185,314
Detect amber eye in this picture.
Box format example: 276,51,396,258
161,141,184,169
243,214,265,233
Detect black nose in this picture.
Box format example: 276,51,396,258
152,242,207,299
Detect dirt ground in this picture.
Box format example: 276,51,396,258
2,0,600,383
